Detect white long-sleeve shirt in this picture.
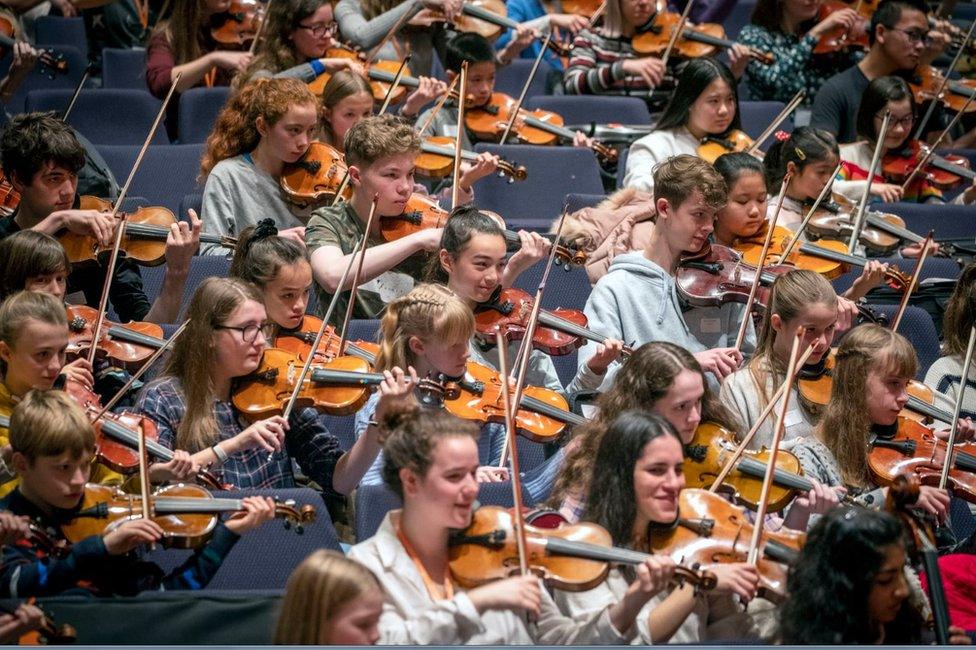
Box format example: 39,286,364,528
623,127,699,195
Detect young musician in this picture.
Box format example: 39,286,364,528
134,277,381,495
0,290,198,496
0,113,200,325
779,507,970,644
347,400,671,644
495,0,589,79
275,550,384,644
839,76,976,204
623,58,743,195
810,0,955,145
736,0,863,104
433,207,623,395
924,262,976,421
319,71,375,151
791,324,973,520
305,114,447,326
580,155,753,386
557,410,765,642
0,389,276,597
0,230,70,302
200,78,318,250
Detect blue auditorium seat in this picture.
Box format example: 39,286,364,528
526,95,652,127
739,101,791,149
34,16,87,60
884,202,976,241
26,89,167,146
868,304,940,378
102,47,148,89
724,0,757,38
830,256,960,295
179,192,203,224
177,87,232,143
97,144,205,214
473,144,604,231
493,58,553,100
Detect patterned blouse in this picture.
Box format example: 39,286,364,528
737,24,861,104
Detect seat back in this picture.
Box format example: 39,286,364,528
494,58,553,99
739,101,791,149
97,144,204,214
26,89,167,145
526,95,652,126
178,87,232,143
1,45,87,114
102,47,149,89
35,16,87,59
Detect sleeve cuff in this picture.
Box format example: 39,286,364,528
309,58,326,75
72,534,110,567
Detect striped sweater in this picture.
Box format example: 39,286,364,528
563,28,657,95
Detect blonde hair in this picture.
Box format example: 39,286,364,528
0,291,68,377
200,77,317,179
274,550,383,644
749,270,838,417
161,277,264,452
819,324,917,487
601,0,626,37
320,70,373,148
653,154,728,212
10,390,94,462
375,283,474,372
344,114,420,168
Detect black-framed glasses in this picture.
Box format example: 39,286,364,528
297,22,337,37
875,111,915,130
889,27,932,45
215,321,275,344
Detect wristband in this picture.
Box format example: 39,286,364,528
309,58,326,75
212,443,229,464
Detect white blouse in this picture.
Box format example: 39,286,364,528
623,127,700,195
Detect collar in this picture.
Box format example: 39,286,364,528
3,487,79,528
870,420,898,440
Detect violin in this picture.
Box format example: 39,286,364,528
697,130,755,164
647,488,805,601
733,224,846,278
805,195,907,257
684,422,855,511
210,0,265,48
449,505,718,591
442,360,586,443
428,0,573,57
633,10,774,64
0,31,67,79
474,287,631,356
560,0,602,16
416,136,527,182
676,242,792,310
272,315,378,363
307,54,413,104
0,170,20,217
795,349,935,408
279,141,351,209
908,65,976,115
869,416,976,504
812,1,869,55
65,305,166,370
881,139,976,191
465,92,618,163
60,483,315,549
61,381,228,491
63,196,235,266
0,598,76,645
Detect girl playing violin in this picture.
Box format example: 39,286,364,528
624,58,743,195
791,324,974,521
134,277,382,495
779,507,970,644
925,261,976,422
200,78,318,250
319,71,375,151
433,207,624,395
496,0,589,81
839,76,976,205
275,549,384,644
557,409,766,642
736,0,862,105
347,400,672,644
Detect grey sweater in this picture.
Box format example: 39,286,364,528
720,361,817,451
334,0,439,77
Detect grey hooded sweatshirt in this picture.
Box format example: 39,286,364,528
578,252,755,389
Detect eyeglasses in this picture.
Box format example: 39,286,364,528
297,22,337,37
875,112,915,130
889,27,932,45
215,321,275,344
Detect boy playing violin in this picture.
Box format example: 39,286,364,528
580,155,753,386
0,389,276,598
0,113,200,324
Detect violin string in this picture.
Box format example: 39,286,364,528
847,110,890,254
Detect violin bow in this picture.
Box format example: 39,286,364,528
658,0,695,71
418,73,461,135
498,205,570,468
494,328,530,577
451,61,469,210
365,6,415,63
901,89,976,192
913,16,976,140
62,67,90,123
744,90,804,157
85,73,183,367
276,218,370,433
587,0,606,27
938,324,976,491
707,345,815,493
746,329,806,566
377,54,412,117
336,195,379,358
733,172,791,351
779,164,841,262
137,408,154,549
847,110,890,255
247,0,272,56
499,32,551,146
92,319,190,422
891,230,933,331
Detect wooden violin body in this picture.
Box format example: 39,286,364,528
280,142,351,209
308,57,412,104
812,1,869,55
698,130,754,164
882,139,975,190
379,193,450,242
474,288,588,356
677,242,792,310
632,11,774,64
909,65,976,115
733,225,846,279
416,136,527,182
211,0,265,48
65,304,166,369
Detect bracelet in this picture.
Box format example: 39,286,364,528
211,443,229,464
309,58,326,75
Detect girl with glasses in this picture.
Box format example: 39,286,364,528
135,277,377,493
839,75,976,205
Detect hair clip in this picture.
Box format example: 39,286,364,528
774,130,790,142
794,147,806,161
252,218,279,241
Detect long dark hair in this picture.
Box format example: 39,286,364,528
713,151,765,187
855,76,915,144
749,0,815,34
581,410,682,550
941,261,976,358
426,205,504,284
656,58,741,134
779,507,922,644
763,126,839,189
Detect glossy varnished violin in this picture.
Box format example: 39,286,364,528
633,10,774,64
279,141,351,209
307,53,413,104
65,305,166,370
881,139,976,191
416,136,527,182
211,0,265,48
